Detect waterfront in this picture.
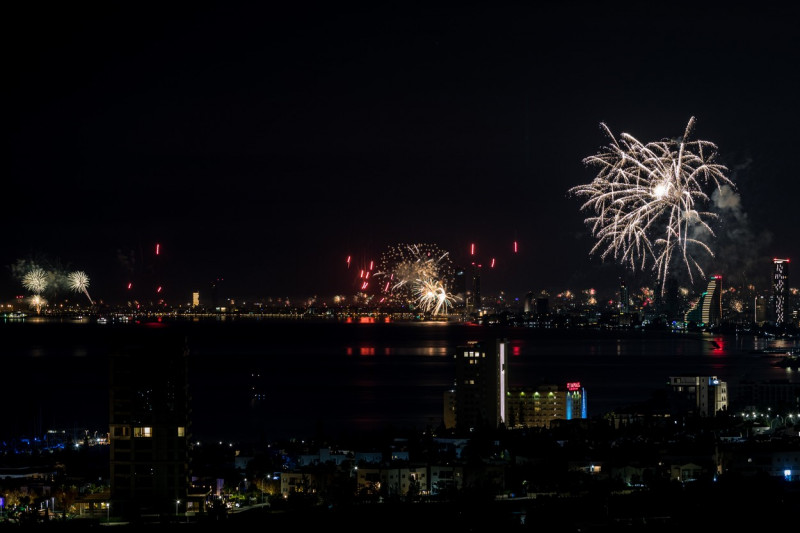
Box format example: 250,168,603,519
2,318,799,443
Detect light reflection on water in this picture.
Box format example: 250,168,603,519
2,320,799,442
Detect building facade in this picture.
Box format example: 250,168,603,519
109,329,191,518
453,338,508,432
684,275,722,326
667,375,728,417
773,258,790,325
755,295,768,325
735,379,800,412
505,382,587,429
619,279,629,314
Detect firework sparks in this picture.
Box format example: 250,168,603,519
414,278,457,316
22,268,48,294
569,117,733,295
28,294,47,314
375,243,455,306
67,271,94,305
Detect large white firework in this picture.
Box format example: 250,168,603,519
22,268,48,294
569,117,733,295
67,271,94,305
375,243,455,306
414,278,456,316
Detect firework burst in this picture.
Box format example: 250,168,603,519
569,117,733,295
414,278,457,316
375,243,455,307
28,294,47,314
67,271,94,305
22,268,48,294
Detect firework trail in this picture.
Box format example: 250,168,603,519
22,268,48,294
67,271,94,305
569,117,733,295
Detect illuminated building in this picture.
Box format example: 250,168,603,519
773,258,790,325
619,279,629,314
506,382,587,429
109,329,191,518
524,291,535,313
453,338,508,432
667,375,727,417
192,292,199,307
684,275,722,326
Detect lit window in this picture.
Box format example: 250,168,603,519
177,426,185,437
134,427,152,438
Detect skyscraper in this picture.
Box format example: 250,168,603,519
701,275,722,326
684,275,722,327
619,279,629,314
773,258,790,325
524,291,535,313
535,296,549,316
453,338,508,432
452,267,467,304
211,277,226,311
755,295,768,325
471,263,482,313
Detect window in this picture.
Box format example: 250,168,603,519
133,426,152,438
177,426,185,437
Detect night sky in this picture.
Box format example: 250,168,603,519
5,3,800,304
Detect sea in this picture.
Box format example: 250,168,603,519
2,316,799,444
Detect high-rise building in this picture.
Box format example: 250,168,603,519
453,338,508,432
506,381,587,429
773,258,790,325
453,267,467,303
684,275,722,326
701,275,722,326
523,292,535,313
755,295,768,325
667,375,728,417
109,328,191,518
659,277,680,321
619,279,629,314
211,277,226,311
535,297,549,316
470,263,482,313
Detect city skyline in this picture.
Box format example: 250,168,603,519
5,4,800,303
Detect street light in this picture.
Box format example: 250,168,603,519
106,502,110,523
175,499,180,520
